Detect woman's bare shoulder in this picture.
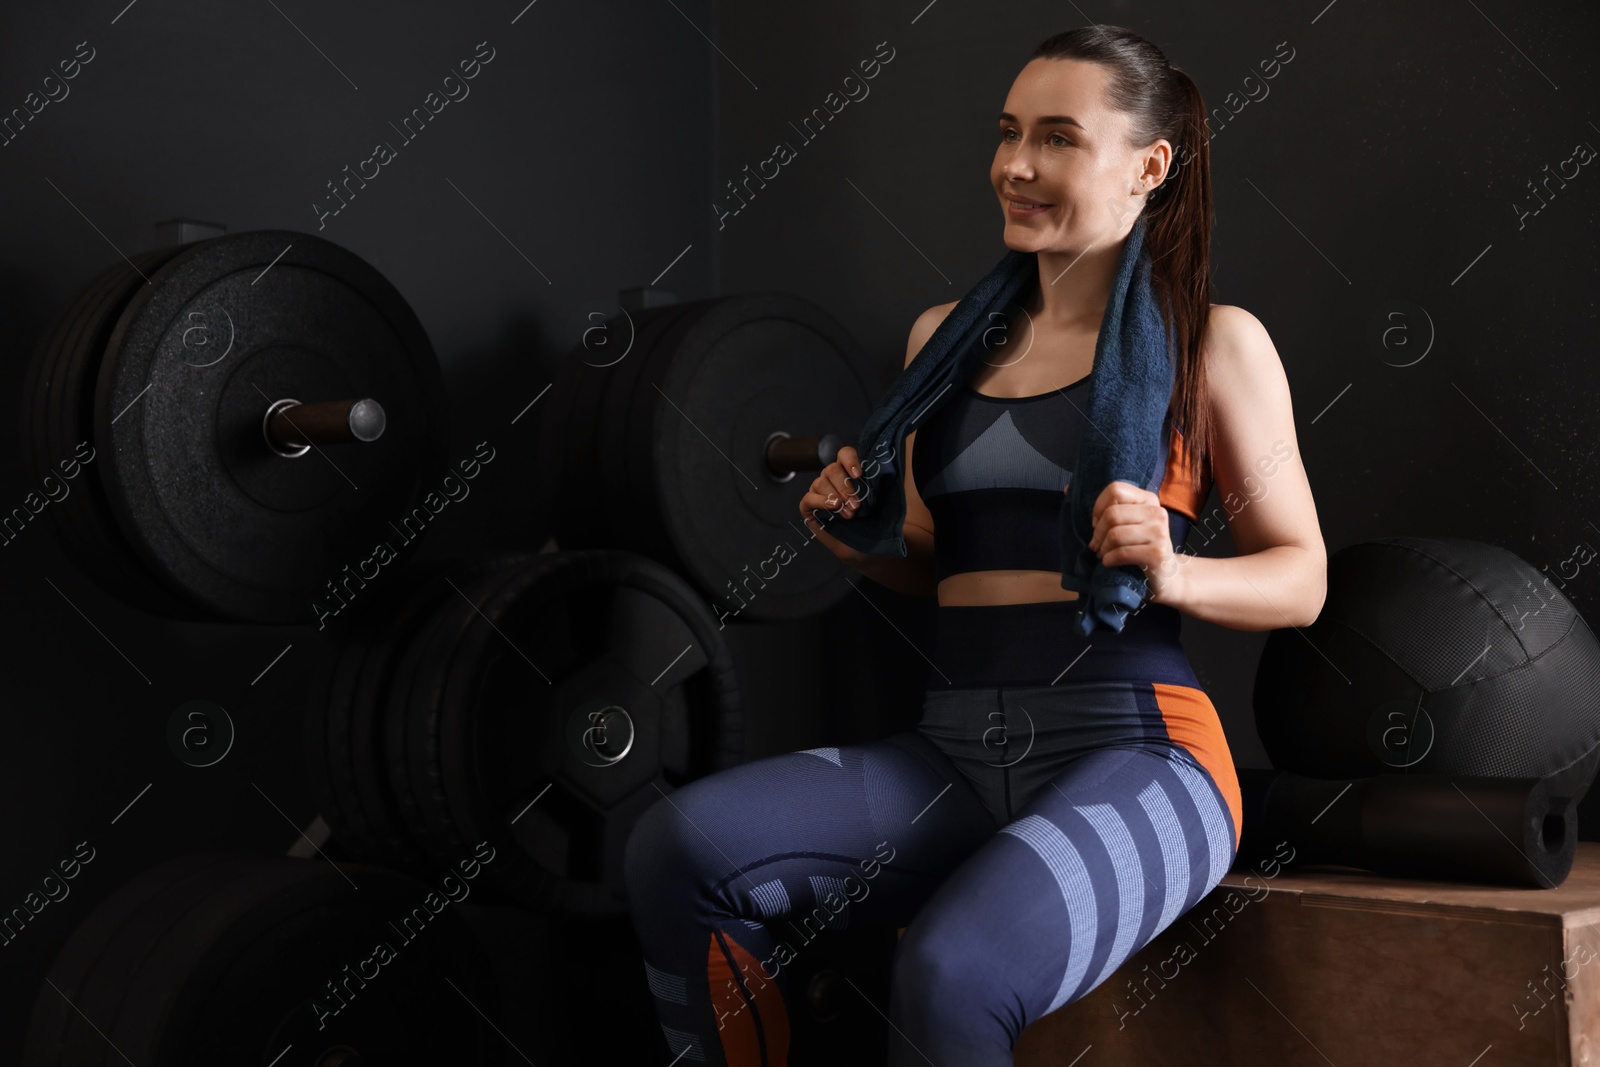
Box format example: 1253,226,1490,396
1200,303,1297,466
1202,304,1286,410
1203,304,1271,361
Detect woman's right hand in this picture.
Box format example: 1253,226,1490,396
799,443,865,530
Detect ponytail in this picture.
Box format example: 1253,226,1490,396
1145,63,1215,494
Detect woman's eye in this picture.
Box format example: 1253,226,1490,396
998,129,1072,147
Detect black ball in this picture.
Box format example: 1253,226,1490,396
1253,536,1600,798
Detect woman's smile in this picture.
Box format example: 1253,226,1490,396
1005,195,1054,217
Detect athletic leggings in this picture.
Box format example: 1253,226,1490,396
624,599,1243,1066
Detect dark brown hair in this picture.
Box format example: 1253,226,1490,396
1030,26,1215,492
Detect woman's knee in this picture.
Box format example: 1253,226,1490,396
624,784,711,898
892,904,1003,1014
622,771,754,902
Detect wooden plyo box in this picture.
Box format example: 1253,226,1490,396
1014,841,1600,1067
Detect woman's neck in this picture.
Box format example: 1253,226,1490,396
1026,235,1126,326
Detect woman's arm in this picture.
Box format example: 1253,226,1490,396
1149,305,1327,631
807,302,953,597
1094,303,1331,630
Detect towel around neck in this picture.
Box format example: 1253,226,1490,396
818,213,1177,636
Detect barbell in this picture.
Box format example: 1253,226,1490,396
19,229,448,623
538,293,879,622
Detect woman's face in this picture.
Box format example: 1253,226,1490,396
991,58,1168,254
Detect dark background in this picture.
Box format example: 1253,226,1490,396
1,0,1596,1059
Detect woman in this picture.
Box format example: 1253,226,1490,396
624,25,1326,1067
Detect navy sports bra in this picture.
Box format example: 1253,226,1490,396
911,377,1198,582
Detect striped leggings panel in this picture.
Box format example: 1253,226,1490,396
622,729,1238,1066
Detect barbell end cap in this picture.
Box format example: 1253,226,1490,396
348,399,386,442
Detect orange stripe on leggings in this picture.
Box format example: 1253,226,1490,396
708,930,789,1067
1150,682,1242,850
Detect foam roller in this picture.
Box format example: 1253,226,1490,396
1236,768,1576,889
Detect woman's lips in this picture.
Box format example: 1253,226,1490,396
1005,197,1052,217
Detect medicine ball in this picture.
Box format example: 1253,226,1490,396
1253,536,1600,798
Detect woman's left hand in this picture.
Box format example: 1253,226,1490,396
1080,480,1186,606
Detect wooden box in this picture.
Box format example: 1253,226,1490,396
1015,842,1600,1066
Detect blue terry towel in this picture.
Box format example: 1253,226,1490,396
820,213,1176,636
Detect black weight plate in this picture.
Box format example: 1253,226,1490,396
401,551,639,911
566,302,701,551
47,851,269,1065
545,303,690,552
22,264,113,572
601,300,726,595
34,251,157,481
129,858,501,1063
93,229,450,623
389,562,529,870
21,853,238,1063
33,246,203,617
305,559,441,869
311,555,505,864
340,604,443,872
23,253,110,486
543,349,607,547
304,592,382,859
336,553,530,870
380,562,522,865
34,855,502,1064
404,550,743,914
462,558,687,913
598,301,709,552
66,250,228,616
306,557,449,868
48,249,191,605
396,557,573,887
646,294,877,621
533,314,605,536
586,300,723,594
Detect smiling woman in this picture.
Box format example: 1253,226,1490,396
629,24,1327,1067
